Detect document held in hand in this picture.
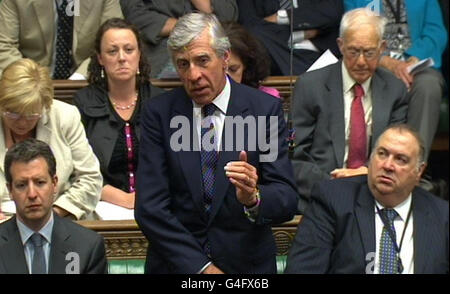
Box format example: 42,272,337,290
407,58,435,75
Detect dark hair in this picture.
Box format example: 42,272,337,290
4,138,56,184
87,18,151,89
222,22,271,88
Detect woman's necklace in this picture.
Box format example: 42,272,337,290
109,92,138,110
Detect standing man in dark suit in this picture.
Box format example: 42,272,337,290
135,12,298,274
290,8,409,213
237,0,344,75
0,139,107,274
285,124,449,274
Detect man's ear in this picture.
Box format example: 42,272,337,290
337,38,344,55
223,50,230,70
6,183,13,200
417,162,427,182
52,175,58,189
379,40,387,54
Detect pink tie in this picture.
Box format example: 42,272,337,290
347,84,366,168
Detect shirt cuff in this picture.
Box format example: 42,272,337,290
198,261,212,274
277,10,290,25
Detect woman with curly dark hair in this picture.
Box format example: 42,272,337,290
74,18,163,209
222,22,280,98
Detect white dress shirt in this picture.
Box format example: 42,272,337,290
193,76,231,151
374,195,414,274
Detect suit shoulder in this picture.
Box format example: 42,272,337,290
232,82,283,111
375,67,405,87
146,87,185,106
0,218,16,241
415,188,449,220
297,62,337,82
57,217,102,242
312,176,366,204
52,99,79,113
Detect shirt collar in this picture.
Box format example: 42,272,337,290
192,76,231,115
375,194,412,221
17,212,54,245
341,62,372,97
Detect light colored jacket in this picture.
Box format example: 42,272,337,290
0,100,103,220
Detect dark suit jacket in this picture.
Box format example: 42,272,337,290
135,79,298,274
0,215,107,274
237,0,343,75
291,61,409,213
285,175,449,274
120,0,238,77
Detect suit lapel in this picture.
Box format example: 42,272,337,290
370,70,389,150
74,0,91,35
326,62,346,167
354,182,376,264
412,191,433,274
207,81,247,225
48,216,71,274
173,90,205,216
0,217,29,274
31,0,54,57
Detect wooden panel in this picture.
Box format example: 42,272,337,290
77,216,302,260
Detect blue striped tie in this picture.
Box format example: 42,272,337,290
279,0,292,10
379,209,399,274
200,104,218,215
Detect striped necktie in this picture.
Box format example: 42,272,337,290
200,104,218,215
279,0,292,10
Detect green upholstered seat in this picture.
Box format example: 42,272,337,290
108,259,146,274
276,255,287,274
108,256,288,274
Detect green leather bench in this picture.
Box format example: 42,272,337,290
108,255,288,274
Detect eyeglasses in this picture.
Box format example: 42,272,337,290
2,111,42,121
345,47,379,60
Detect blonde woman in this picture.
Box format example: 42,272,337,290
0,58,102,220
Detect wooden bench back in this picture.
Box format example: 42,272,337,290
53,76,297,112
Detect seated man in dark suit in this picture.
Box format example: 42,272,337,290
285,124,449,274
290,8,409,213
0,0,123,79
120,0,238,78
0,139,107,274
135,12,298,274
237,0,344,75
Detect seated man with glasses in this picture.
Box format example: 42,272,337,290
0,58,102,221
290,8,409,213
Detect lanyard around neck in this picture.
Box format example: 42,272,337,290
375,198,413,273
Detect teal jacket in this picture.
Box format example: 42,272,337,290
344,0,447,69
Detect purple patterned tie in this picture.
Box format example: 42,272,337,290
200,104,218,214
347,83,367,168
